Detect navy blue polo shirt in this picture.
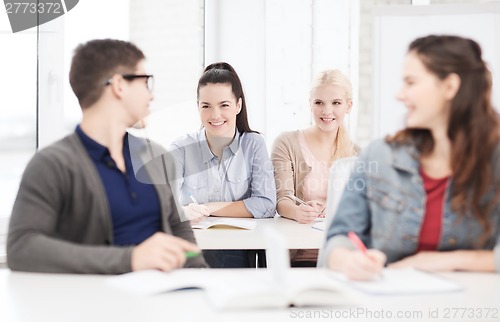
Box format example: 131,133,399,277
76,125,162,245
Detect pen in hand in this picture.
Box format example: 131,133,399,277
186,193,210,222
287,193,309,207
287,193,324,217
347,231,368,253
188,192,199,205
185,251,201,259
347,231,384,280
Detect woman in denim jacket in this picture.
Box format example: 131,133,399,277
320,35,500,280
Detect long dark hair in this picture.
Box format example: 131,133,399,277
388,35,500,243
197,62,258,134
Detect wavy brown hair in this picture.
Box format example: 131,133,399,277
387,35,500,244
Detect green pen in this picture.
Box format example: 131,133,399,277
185,251,201,259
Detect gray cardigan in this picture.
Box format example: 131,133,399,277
7,132,207,273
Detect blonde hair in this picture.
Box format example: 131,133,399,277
310,69,358,160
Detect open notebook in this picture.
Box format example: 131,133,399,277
312,221,326,231
191,217,256,230
329,268,463,295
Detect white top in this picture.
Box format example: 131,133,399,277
297,131,329,205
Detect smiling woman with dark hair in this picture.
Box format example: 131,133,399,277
169,62,276,268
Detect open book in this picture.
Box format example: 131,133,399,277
329,268,463,295
107,227,351,309
191,217,256,230
208,269,352,309
107,268,351,309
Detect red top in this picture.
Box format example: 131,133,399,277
417,168,449,252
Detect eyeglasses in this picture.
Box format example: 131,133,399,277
104,74,154,92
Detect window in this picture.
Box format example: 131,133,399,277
1,0,205,263
0,10,37,263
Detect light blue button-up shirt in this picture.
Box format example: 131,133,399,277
169,129,276,218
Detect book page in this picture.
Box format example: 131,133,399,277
205,269,349,309
107,269,352,309
191,217,257,230
329,268,463,295
312,221,326,231
106,270,209,296
284,269,353,307
204,270,289,309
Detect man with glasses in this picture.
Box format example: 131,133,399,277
7,39,207,273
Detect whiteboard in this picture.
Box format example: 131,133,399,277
373,4,500,139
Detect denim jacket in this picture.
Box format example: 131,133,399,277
319,139,500,272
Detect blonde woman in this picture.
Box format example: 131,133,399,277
271,69,359,266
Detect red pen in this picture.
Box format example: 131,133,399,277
347,231,368,253
348,231,384,279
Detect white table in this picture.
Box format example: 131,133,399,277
193,216,325,250
1,268,499,322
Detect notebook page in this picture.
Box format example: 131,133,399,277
106,270,208,296
329,268,463,295
191,217,257,230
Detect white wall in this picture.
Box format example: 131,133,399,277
129,0,204,148
372,3,500,139
205,0,359,150
37,0,131,148
357,0,500,146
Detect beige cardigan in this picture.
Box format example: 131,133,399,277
271,130,311,208
272,130,360,209
271,130,359,261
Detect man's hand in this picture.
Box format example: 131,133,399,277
131,232,200,272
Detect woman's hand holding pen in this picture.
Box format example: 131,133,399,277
306,200,326,218
287,193,325,223
329,247,386,281
182,204,210,224
328,232,386,281
294,203,319,224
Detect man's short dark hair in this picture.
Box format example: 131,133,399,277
69,39,145,109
